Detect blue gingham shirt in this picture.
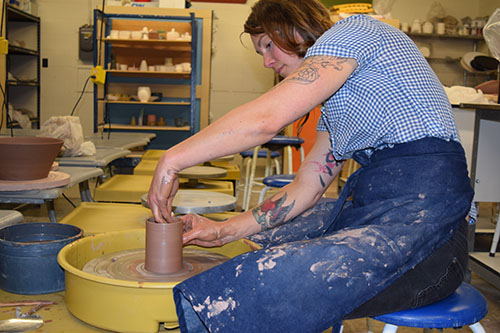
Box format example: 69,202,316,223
305,15,459,160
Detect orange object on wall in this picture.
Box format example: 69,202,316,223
291,106,321,172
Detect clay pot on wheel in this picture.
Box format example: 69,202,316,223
145,218,183,274
0,136,64,180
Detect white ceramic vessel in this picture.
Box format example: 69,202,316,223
137,86,151,103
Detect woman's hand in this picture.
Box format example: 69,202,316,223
147,166,180,223
182,214,234,247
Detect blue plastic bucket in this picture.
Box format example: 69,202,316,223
0,222,83,294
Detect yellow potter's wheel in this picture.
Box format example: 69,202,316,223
58,229,259,333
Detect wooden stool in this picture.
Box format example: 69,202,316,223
242,136,304,211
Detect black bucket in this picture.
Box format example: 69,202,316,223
0,223,83,294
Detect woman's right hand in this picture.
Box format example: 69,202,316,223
147,164,180,223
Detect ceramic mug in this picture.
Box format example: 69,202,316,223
422,21,433,34
436,22,445,35
118,30,131,39
411,19,421,33
400,22,409,33
109,30,119,39
131,31,142,40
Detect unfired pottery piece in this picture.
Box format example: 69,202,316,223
145,218,183,274
0,136,63,180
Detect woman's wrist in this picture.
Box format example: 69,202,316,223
218,221,239,245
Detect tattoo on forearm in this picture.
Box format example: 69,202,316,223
312,149,340,188
252,193,295,231
285,56,348,85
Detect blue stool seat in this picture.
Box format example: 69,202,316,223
262,174,296,188
372,282,487,332
258,174,296,203
240,150,280,159
262,135,304,150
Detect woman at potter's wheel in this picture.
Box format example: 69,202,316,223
148,0,473,331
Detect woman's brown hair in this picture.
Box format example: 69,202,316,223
243,0,333,58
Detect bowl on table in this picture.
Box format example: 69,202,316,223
0,136,64,180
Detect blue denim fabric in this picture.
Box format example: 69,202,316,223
173,138,474,332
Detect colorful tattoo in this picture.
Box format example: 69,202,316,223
312,149,340,188
252,193,295,231
285,56,348,85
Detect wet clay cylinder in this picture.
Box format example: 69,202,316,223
145,218,183,274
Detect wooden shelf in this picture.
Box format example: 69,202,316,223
107,69,190,77
99,124,190,131
6,4,39,22
425,56,460,62
7,80,39,86
103,38,191,44
103,38,191,51
103,100,191,106
8,45,39,56
407,32,484,40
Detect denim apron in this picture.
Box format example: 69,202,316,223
173,138,474,332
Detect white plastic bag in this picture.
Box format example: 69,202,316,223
40,116,96,156
443,86,491,105
8,104,31,129
483,8,500,60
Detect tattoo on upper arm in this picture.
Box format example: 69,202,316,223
285,56,348,85
312,149,340,188
252,193,295,231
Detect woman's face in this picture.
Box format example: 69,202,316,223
251,33,304,78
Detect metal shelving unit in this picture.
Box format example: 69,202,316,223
5,4,40,129
93,8,211,149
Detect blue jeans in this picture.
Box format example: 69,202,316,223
173,138,474,332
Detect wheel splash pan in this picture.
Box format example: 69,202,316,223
57,228,259,333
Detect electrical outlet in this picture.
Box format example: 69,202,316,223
91,65,106,85
0,37,9,55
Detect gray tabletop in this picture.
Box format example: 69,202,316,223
1,130,153,151
0,166,103,204
90,137,149,150
57,148,131,168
